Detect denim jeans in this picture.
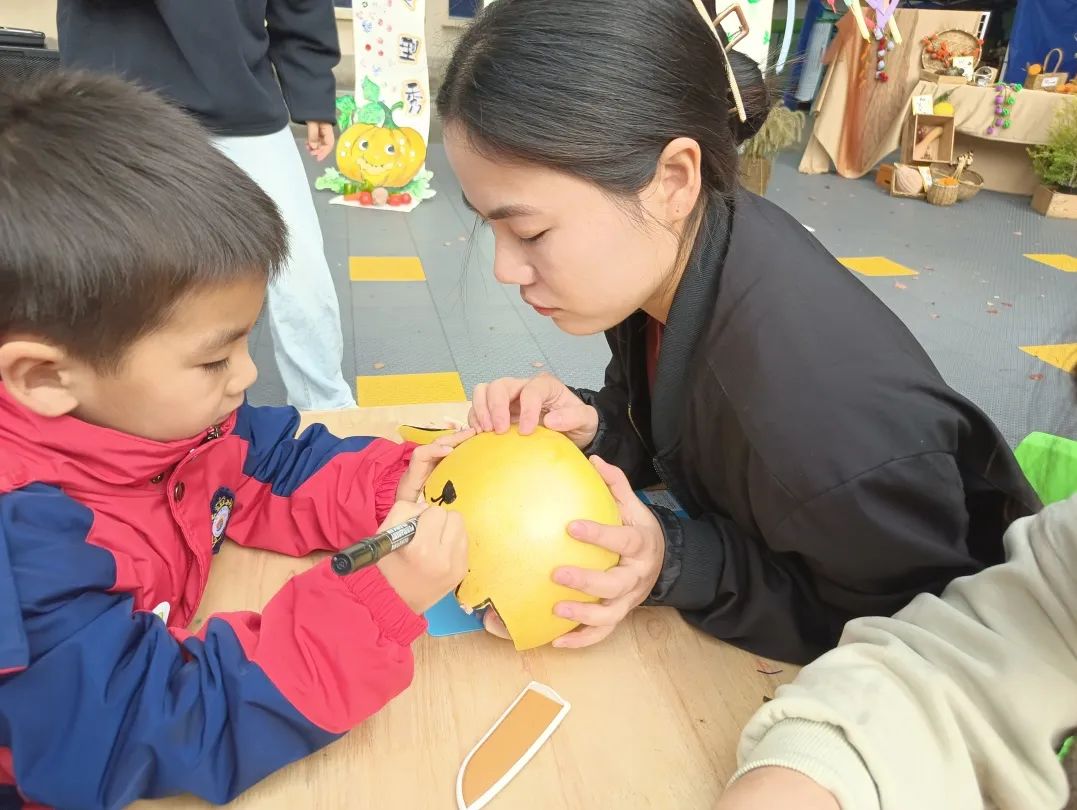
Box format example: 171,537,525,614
211,127,355,410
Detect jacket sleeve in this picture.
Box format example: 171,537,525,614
651,453,996,664
265,0,340,125
223,402,415,556
0,483,425,810
729,495,1077,810
571,357,659,489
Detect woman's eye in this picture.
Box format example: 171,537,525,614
522,230,548,244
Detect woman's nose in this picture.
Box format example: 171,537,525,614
492,239,535,286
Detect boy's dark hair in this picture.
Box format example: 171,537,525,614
0,71,287,371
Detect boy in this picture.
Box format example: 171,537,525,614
58,0,356,411
0,72,467,808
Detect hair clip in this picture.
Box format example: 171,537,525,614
691,0,749,123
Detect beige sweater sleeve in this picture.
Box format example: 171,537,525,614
732,495,1077,810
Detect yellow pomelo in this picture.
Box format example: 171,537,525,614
422,426,621,650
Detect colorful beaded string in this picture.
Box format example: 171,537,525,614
874,29,895,83
986,83,1020,136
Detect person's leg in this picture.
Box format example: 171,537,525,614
211,127,355,410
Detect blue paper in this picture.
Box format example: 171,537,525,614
424,594,485,637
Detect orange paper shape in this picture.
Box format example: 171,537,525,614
457,682,570,810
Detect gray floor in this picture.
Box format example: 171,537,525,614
247,138,1077,447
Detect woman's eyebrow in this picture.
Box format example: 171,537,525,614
461,194,538,221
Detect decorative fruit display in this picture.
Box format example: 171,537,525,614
933,89,956,116
314,77,436,209
985,83,1021,136
337,79,427,190
921,30,983,72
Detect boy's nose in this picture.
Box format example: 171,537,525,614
230,350,258,395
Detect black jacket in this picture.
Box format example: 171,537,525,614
57,0,339,136
576,191,1039,665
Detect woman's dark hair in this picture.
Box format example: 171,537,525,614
437,0,770,222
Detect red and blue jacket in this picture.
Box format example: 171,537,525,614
0,385,423,809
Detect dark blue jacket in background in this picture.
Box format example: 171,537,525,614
57,0,340,136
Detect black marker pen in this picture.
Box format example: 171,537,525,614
331,516,421,575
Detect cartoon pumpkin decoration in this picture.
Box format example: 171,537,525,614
337,102,426,190
422,426,621,651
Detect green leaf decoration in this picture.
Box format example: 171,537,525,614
399,168,437,200
362,76,381,103
335,95,357,132
358,102,386,126
315,168,350,194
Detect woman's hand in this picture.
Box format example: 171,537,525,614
550,456,665,648
480,457,662,647
469,374,599,450
395,428,476,502
715,767,840,810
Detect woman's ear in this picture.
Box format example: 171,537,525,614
0,340,82,418
648,137,703,226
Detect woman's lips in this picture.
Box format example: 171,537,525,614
531,304,556,316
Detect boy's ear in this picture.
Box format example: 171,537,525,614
0,340,82,418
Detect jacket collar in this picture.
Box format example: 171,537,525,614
648,191,735,454
0,383,234,492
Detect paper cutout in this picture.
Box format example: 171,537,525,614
398,424,459,444
457,682,570,810
425,593,485,637
315,0,436,211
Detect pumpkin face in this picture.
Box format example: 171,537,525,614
422,426,621,651
337,120,426,189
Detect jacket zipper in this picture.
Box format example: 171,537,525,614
171,423,225,625
627,405,665,484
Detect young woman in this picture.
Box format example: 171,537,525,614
436,0,1039,663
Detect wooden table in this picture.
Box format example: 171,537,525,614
134,404,798,810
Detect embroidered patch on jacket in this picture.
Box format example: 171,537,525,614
210,487,235,554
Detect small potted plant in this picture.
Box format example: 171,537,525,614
1028,100,1077,218
739,104,806,196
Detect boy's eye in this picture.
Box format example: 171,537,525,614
202,359,231,373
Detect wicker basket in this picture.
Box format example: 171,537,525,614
921,29,981,73
926,179,960,206
930,167,984,201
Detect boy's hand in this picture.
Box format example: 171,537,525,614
377,502,468,615
395,428,476,502
306,121,335,161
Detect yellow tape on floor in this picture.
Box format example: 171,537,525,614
839,257,919,277
1020,344,1077,373
349,256,426,282
1024,254,1077,273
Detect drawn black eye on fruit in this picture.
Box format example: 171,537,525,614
431,479,457,505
